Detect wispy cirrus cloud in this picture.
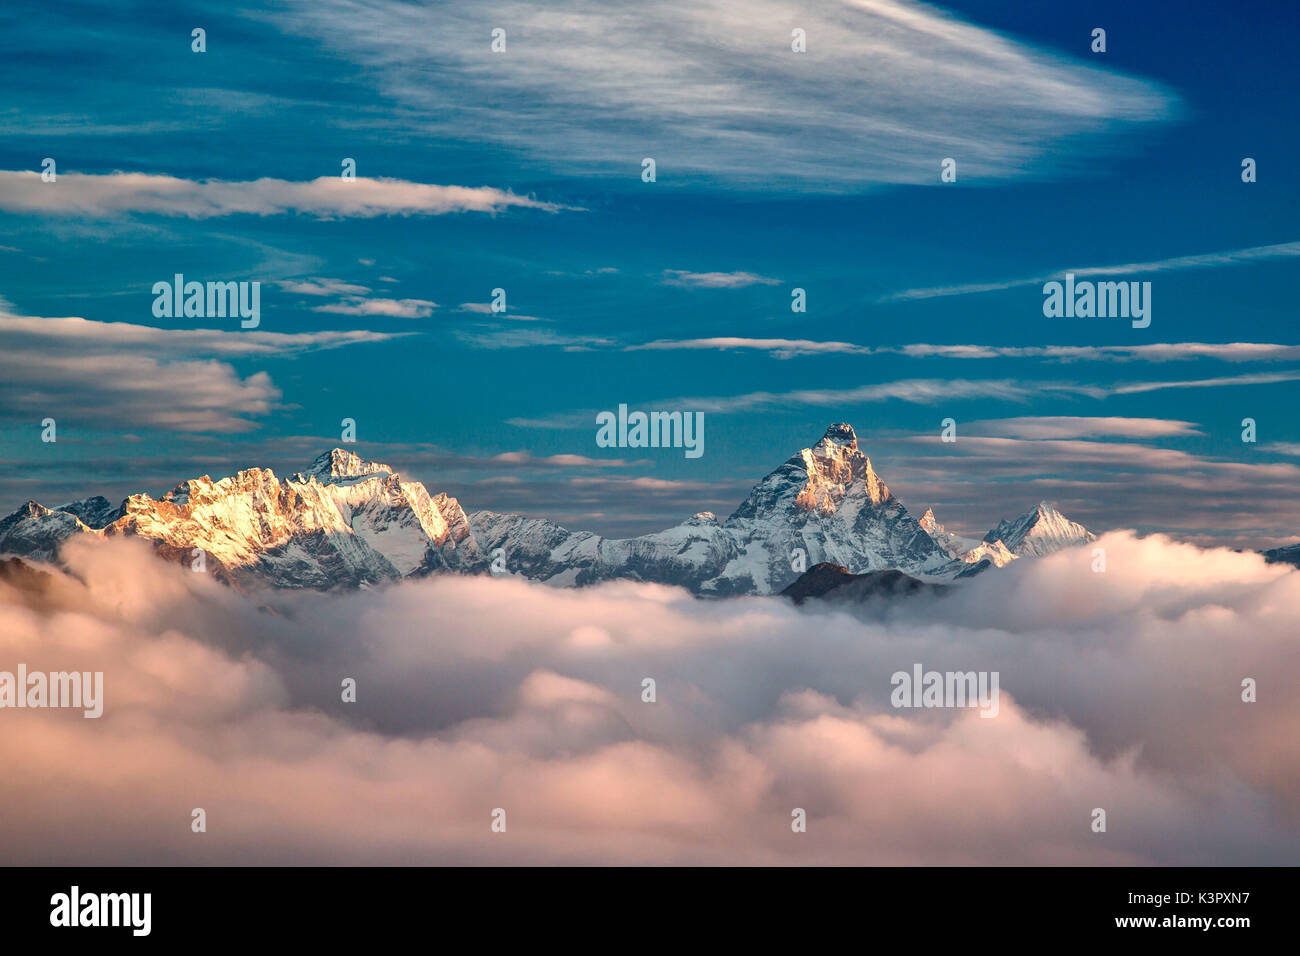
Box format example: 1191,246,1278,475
0,171,570,218
509,370,1300,428
278,278,372,297
488,451,640,469
633,337,868,358
311,297,437,318
273,0,1177,189
660,270,781,289
631,337,1300,363
893,342,1300,362
903,435,1249,473
1109,370,1300,395
783,370,1300,407
670,378,1054,414
454,328,616,351
884,240,1300,302
0,312,406,358
508,379,1057,427
458,303,548,322
966,416,1204,440
278,275,440,319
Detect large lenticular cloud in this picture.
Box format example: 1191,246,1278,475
0,531,1296,865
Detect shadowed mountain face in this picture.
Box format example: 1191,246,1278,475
1263,543,1300,569
779,562,941,605
0,556,62,613
0,425,1096,594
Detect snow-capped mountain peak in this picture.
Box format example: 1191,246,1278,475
733,422,892,524
300,448,393,484
815,422,859,451
983,500,1096,558
472,423,959,595
918,506,1018,568
58,495,121,529
798,423,889,511
0,450,481,590
0,427,1099,594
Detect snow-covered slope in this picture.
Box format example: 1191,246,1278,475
919,508,1018,568
0,449,481,589
0,427,1097,593
982,501,1096,558
471,508,742,591
474,424,960,594
0,502,92,563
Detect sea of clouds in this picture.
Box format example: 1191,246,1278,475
1,530,1296,865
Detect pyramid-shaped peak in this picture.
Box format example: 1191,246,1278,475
816,423,858,450
983,500,1094,557
306,448,392,480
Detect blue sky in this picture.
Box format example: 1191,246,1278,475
1,0,1297,546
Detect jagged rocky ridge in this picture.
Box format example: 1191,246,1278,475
919,508,1017,568
0,424,1096,594
0,449,481,589
472,423,961,594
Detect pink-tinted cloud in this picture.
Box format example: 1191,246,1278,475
0,532,1296,864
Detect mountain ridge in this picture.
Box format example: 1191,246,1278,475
0,425,1097,594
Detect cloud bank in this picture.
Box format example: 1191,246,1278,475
0,531,1296,864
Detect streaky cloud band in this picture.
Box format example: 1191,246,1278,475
0,171,573,219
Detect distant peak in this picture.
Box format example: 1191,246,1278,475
983,499,1094,556
306,448,392,481
816,422,858,450
919,507,939,532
